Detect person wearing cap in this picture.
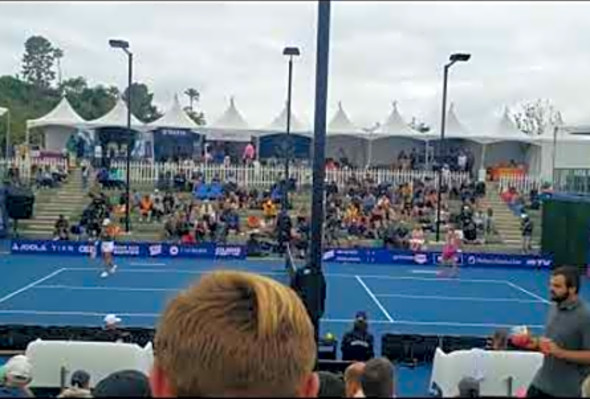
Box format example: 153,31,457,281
0,355,33,398
97,314,131,343
58,370,91,398
99,218,118,278
341,312,375,362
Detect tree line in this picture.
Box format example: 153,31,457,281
0,35,205,148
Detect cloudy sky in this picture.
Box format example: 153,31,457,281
1,1,590,129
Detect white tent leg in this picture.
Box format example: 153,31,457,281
478,143,487,182
367,139,373,169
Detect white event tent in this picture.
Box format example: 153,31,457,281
326,101,370,167
200,97,258,142
533,122,590,181
148,94,199,131
256,102,311,160
83,97,146,159
477,108,537,175
371,101,434,167
261,101,307,135
145,94,201,160
84,97,145,131
26,96,87,152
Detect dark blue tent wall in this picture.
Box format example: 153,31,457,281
153,128,201,161
259,133,312,159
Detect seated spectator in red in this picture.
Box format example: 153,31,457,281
181,231,196,245
150,270,318,397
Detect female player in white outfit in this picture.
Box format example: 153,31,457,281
99,218,117,278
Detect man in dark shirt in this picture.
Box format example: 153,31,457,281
341,312,375,362
526,266,590,397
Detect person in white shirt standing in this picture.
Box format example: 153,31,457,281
457,151,467,172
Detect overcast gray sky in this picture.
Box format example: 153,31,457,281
1,1,589,129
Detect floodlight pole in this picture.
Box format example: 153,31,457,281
283,54,295,210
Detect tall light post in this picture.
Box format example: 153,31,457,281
435,52,470,242
0,107,10,158
109,39,133,233
282,46,300,210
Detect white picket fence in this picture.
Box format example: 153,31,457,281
109,160,469,188
498,174,545,193
0,157,68,182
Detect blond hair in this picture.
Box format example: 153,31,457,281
154,270,316,397
582,374,590,398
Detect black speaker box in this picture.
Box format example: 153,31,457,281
6,186,35,220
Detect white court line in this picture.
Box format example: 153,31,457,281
410,270,439,275
0,310,545,330
63,267,507,284
355,275,394,323
324,318,545,329
0,310,160,317
64,267,284,276
35,285,177,292
505,281,550,304
332,273,509,284
129,262,167,267
374,293,544,304
0,268,66,305
31,284,546,305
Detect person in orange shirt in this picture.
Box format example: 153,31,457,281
262,199,277,223
139,195,153,222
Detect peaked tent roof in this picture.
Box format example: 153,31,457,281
432,103,485,143
85,97,145,129
488,107,535,143
328,101,364,136
27,96,86,129
148,94,198,130
374,101,434,141
211,96,249,129
261,101,306,134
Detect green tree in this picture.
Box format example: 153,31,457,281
122,82,162,123
60,76,119,120
184,88,200,110
21,35,57,89
184,106,206,126
0,75,61,146
53,47,64,87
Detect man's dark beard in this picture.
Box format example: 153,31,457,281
551,291,569,304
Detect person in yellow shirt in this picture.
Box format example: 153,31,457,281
262,199,277,223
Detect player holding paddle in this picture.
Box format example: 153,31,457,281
95,218,119,278
437,226,460,277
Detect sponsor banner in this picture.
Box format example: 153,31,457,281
11,240,246,260
10,240,550,268
324,247,552,269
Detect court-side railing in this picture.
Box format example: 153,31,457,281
498,174,545,193
108,161,470,188
0,157,68,182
